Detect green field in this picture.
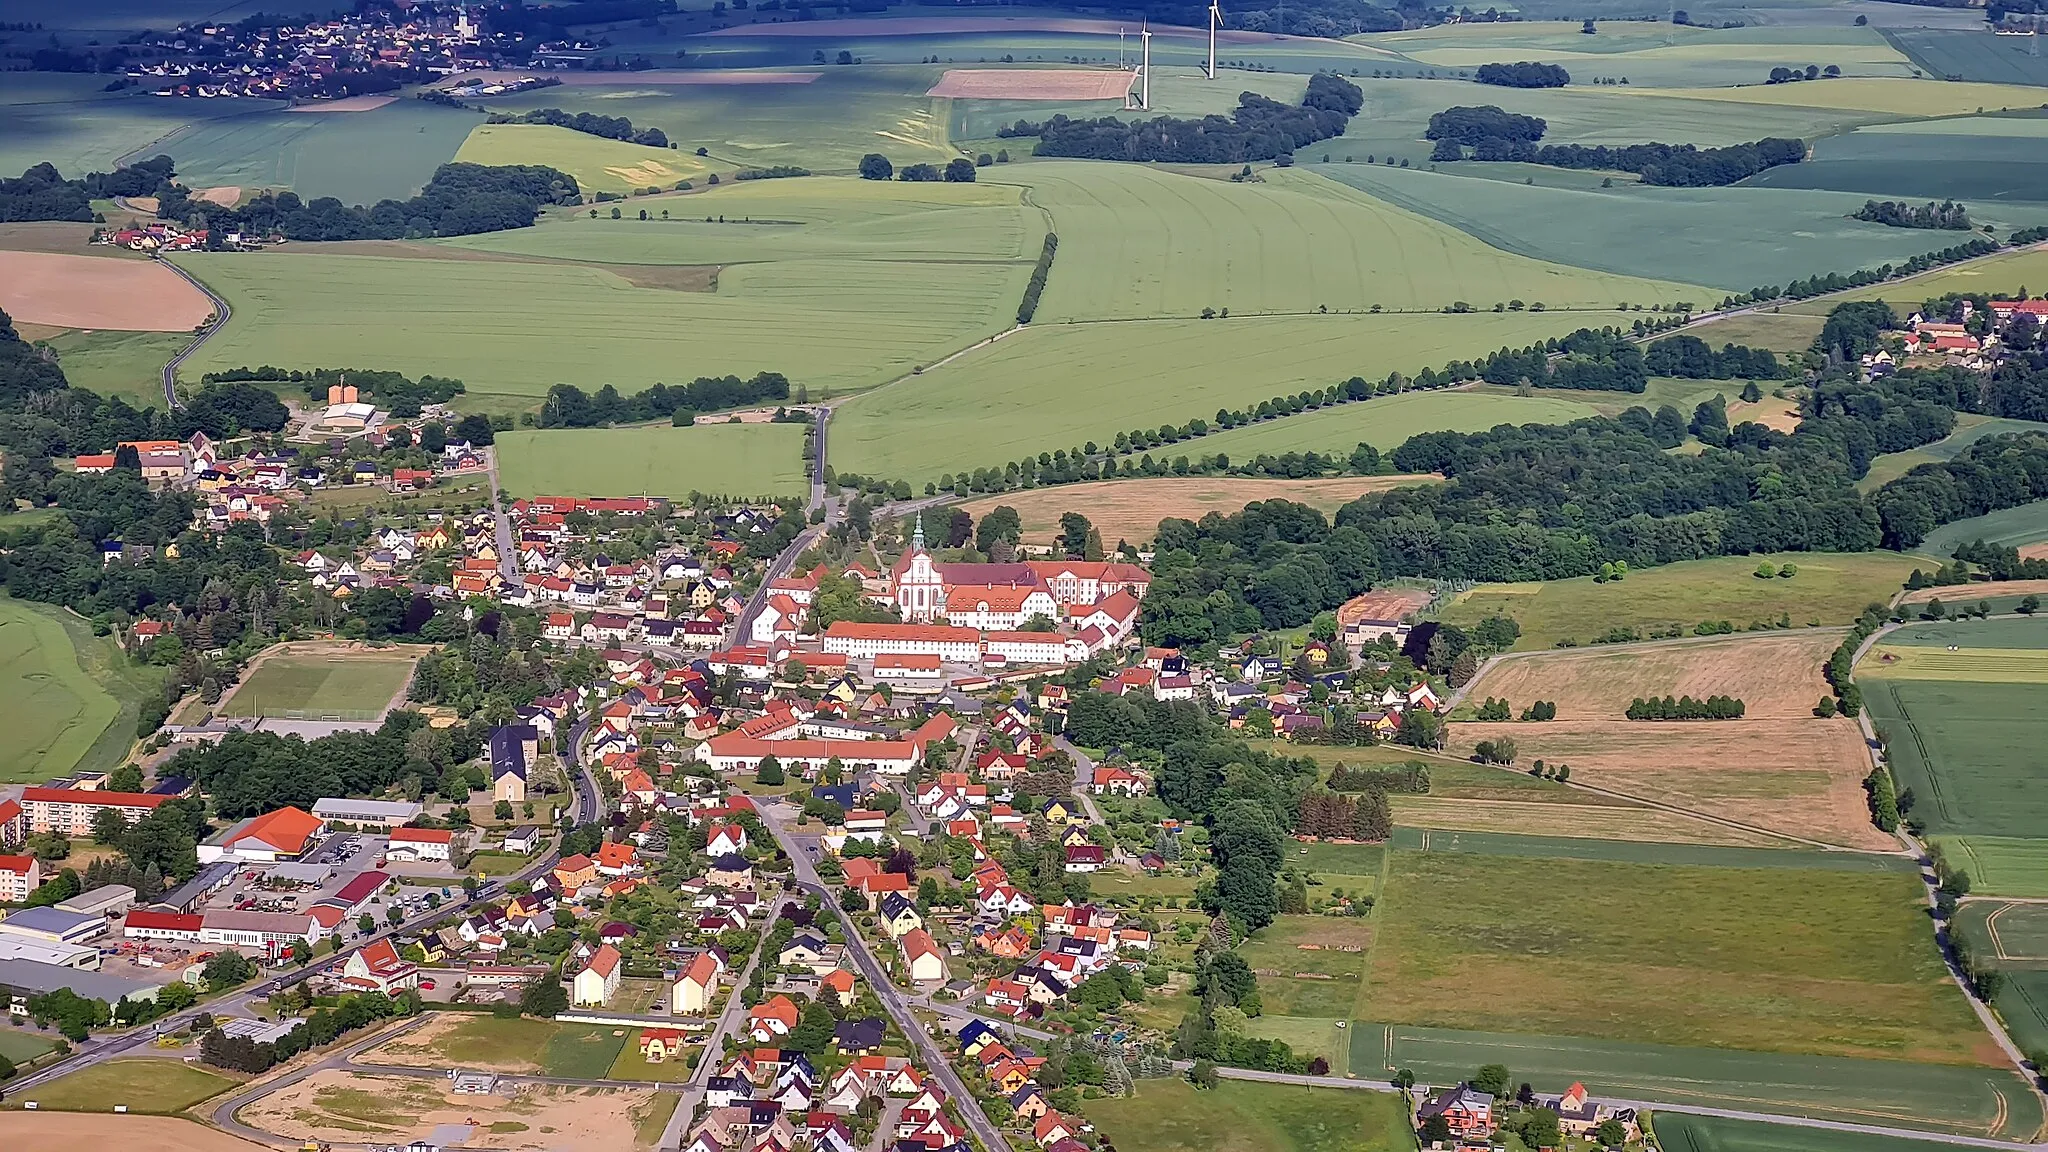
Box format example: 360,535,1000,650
1745,117,2048,206
1386,826,1914,871
174,239,1027,407
1858,415,2048,491
1084,1076,1417,1152
1885,29,2048,87
1440,551,1924,650
1917,497,2048,558
1238,914,1375,1019
13,1058,238,1113
0,596,162,785
1819,245,2048,317
219,650,417,718
496,421,808,499
0,1029,61,1065
455,122,713,196
1679,310,1827,355
0,72,279,178
155,99,483,205
831,318,1607,483
1939,839,2048,899
1361,849,1987,1064
1627,77,2048,118
380,1015,631,1078
1371,21,1916,88
1015,163,1706,322
1652,1111,2012,1152
42,329,189,407
1347,1023,2037,1139
1308,161,2035,294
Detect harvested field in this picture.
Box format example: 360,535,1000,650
1389,794,1792,848
1730,392,1801,432
1445,718,1893,850
192,186,241,206
1860,644,2048,684
955,475,1432,546
9,1114,268,1152
0,221,135,256
1461,632,1844,720
237,1069,653,1149
927,69,1134,99
287,94,397,112
1898,578,2048,606
1338,586,1438,628
0,251,213,330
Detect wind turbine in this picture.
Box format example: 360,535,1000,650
1141,20,1152,110
1207,0,1223,80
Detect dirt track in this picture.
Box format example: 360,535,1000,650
0,251,213,331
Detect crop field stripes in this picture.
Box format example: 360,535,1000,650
1386,826,1911,870
1861,647,2048,683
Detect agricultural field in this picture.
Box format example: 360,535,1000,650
172,241,1028,408
1014,162,1708,322
0,596,162,785
0,72,278,178
1744,116,2048,205
1678,310,1827,355
1351,1023,2039,1139
40,329,190,407
1814,244,2048,317
1385,827,1915,871
1857,415,2048,491
1083,1077,1417,1152
1309,161,2021,293
0,251,214,332
830,318,1606,484
1444,716,1889,849
7,1115,271,1152
1360,850,1993,1064
1628,77,2048,118
1652,1112,2003,1152
496,422,809,500
1387,794,1792,847
1460,631,1844,720
954,474,1435,547
1237,914,1375,1020
1370,21,1918,88
1954,900,2048,1055
1884,29,2048,88
153,99,484,206
949,65,1307,142
454,123,712,197
1916,497,2048,559
1440,552,1923,650
15,1058,238,1113
217,645,418,720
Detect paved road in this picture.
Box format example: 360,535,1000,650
486,446,519,585
156,255,230,409
659,906,773,1149
755,800,1014,1152
205,1014,436,1146
808,406,832,515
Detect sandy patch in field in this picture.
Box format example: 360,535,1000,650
958,474,1434,546
193,186,242,207
0,251,212,331
439,69,817,87
1389,794,1792,847
1463,631,1843,720
928,69,1134,100
1446,718,1893,850
288,94,397,112
1730,394,1801,432
9,1114,269,1152
237,1069,652,1149
1900,577,2048,604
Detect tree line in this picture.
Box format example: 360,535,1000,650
1325,762,1430,793
1725,236,2003,309
1625,694,1746,720
0,155,173,222
1767,64,1842,83
1017,233,1059,325
1853,199,1972,230
536,372,792,428
1440,136,1805,186
1016,73,1364,164
1294,788,1392,840
1643,334,1785,380
1475,61,1569,87
202,989,422,1074
199,365,467,418
488,107,669,148
162,162,581,241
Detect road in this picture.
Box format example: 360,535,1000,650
486,446,519,585
562,711,601,826
754,799,1014,1152
156,255,230,409
808,406,832,515
658,908,773,1149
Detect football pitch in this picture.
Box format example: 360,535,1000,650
219,649,418,719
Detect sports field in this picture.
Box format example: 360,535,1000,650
1361,850,1992,1064
830,317,1605,483
454,123,712,196
153,98,482,205
1440,552,1923,651
1352,1022,2039,1140
1916,496,2048,559
1652,1111,2007,1152
1084,1077,1416,1152
0,597,156,785
173,242,1028,407
954,474,1435,547
496,422,809,499
1010,163,1707,321
218,646,417,719
1462,631,1843,721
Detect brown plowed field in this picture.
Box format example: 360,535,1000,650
928,69,1135,100
1461,631,1843,720
958,474,1433,546
0,251,213,331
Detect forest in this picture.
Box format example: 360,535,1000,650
1643,335,1785,379
0,155,173,222
1474,61,1570,88
1424,104,1548,147
1446,136,1806,185
1853,199,1972,230
1018,73,1364,164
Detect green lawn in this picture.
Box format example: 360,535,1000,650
13,1058,237,1113
0,596,161,785
1361,850,1988,1064
0,1028,61,1064
1438,551,1925,650
1084,1077,1417,1152
219,651,417,718
496,422,809,500
540,1022,633,1079
1348,1022,2040,1140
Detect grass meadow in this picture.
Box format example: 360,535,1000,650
1917,497,2048,558
496,422,810,499
17,1058,238,1113
154,99,482,205
42,329,189,407
1083,1076,1416,1152
1858,415,2048,491
1439,551,1923,650
830,318,1605,483
1354,1024,2038,1139
0,596,161,785
455,122,713,196
1361,850,1989,1064
1652,1111,2010,1152
219,649,416,718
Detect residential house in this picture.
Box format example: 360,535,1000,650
573,943,622,1006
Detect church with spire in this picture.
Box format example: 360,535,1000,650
886,512,1151,630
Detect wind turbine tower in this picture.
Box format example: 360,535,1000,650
1207,0,1223,80
1141,22,1152,110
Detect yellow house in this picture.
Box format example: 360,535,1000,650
1041,798,1076,825
417,524,454,549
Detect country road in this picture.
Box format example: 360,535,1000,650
157,255,229,409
